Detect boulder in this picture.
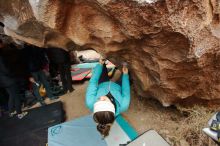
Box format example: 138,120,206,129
1,0,220,106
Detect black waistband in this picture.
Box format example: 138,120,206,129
106,92,116,111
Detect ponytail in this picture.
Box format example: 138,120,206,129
97,123,111,137
93,111,115,137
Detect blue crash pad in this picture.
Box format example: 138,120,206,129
72,62,99,69
48,115,138,146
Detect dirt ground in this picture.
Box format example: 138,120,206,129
34,80,217,146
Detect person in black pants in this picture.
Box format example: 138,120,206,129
23,44,59,104
46,47,74,93
0,40,28,119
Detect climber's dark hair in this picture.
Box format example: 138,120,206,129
93,111,115,137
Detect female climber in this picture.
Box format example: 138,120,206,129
86,58,130,137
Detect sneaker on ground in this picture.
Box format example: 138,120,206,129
17,112,28,119
67,88,75,94
9,111,17,117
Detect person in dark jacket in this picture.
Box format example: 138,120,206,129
23,44,58,104
0,40,28,119
46,47,74,93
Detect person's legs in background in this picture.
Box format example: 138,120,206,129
49,61,58,78
0,88,9,117
58,63,74,93
63,63,74,93
58,64,67,92
6,86,16,115
6,84,28,119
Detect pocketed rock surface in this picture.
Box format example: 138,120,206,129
1,0,220,105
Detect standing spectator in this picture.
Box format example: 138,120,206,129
46,47,74,93
23,44,58,105
0,40,28,119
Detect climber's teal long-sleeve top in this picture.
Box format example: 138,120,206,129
86,63,130,116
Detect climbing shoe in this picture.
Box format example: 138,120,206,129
17,112,28,119
9,111,17,117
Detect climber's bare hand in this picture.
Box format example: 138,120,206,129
122,66,128,74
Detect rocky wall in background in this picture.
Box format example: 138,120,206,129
1,0,220,106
